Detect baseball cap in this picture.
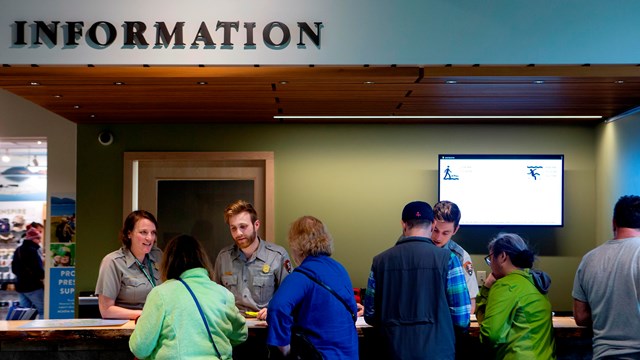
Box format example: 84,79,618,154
402,201,434,222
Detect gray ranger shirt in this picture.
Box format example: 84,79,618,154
213,238,292,313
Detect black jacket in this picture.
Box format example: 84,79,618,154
11,240,44,293
366,236,456,360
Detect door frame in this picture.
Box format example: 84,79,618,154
123,152,275,241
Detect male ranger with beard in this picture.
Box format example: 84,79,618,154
214,200,293,321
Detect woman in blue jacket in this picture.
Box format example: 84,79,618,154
267,216,359,359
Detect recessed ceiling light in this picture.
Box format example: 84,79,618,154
615,80,625,84
197,81,208,85
90,114,96,118
73,105,81,109
113,82,125,85
364,81,375,85
534,80,545,84
29,81,40,86
53,94,63,98
445,80,457,84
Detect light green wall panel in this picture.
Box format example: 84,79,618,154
77,123,597,311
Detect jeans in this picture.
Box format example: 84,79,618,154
19,288,45,319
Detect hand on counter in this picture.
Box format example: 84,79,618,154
257,307,268,321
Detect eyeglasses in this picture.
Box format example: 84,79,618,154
484,253,493,266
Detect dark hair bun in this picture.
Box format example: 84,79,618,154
512,249,535,268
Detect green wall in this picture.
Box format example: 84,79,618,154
77,123,597,311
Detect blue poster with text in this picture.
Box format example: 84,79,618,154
49,267,75,319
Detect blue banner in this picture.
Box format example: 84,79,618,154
49,267,75,319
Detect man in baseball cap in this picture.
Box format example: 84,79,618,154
364,200,470,359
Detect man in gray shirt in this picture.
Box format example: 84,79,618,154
573,195,640,359
213,200,292,321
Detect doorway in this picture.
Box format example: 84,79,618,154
123,152,274,263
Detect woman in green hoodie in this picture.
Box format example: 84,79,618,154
476,233,556,360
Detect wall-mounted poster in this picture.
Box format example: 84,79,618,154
50,196,75,243
49,193,76,319
50,243,75,267
49,267,75,319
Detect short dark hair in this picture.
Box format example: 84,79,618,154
613,195,640,229
488,232,535,269
433,201,462,228
161,234,213,282
120,210,158,249
404,219,433,230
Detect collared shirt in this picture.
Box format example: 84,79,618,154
213,238,292,313
95,246,162,310
444,240,479,299
445,252,472,327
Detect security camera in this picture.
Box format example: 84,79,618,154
97,131,114,146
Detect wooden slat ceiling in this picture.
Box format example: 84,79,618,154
1,64,640,124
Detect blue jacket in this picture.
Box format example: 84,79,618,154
267,255,359,359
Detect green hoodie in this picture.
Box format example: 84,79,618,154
476,269,556,360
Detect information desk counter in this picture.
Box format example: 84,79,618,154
0,317,592,359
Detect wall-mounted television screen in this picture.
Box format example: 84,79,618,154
438,154,564,226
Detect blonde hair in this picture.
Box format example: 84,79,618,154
288,216,333,259
224,200,258,224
